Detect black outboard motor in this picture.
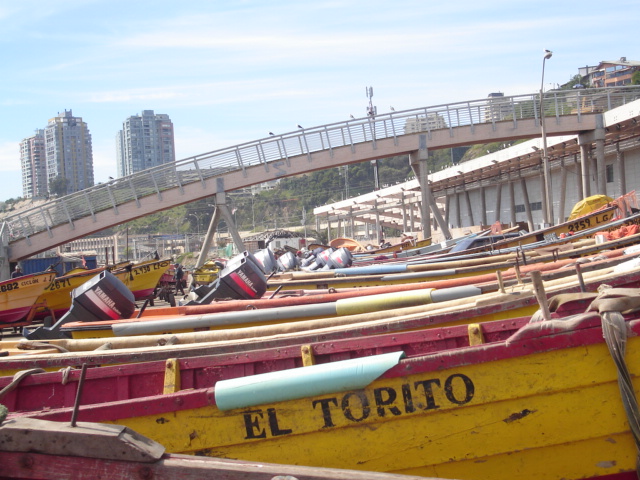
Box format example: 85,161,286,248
192,252,268,304
24,270,136,340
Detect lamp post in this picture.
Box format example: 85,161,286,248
188,213,202,236
540,49,553,226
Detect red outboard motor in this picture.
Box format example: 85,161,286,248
193,252,268,304
24,270,136,340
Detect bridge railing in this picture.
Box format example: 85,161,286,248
4,86,640,244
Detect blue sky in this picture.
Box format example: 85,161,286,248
0,0,636,201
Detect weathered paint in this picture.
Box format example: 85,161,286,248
0,271,56,326
15,313,640,479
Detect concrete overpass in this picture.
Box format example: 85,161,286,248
2,86,640,276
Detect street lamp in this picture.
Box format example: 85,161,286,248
540,49,553,226
188,213,202,236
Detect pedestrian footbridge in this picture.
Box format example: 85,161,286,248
2,87,640,276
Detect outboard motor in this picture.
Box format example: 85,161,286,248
277,251,298,272
192,252,268,304
24,270,136,340
325,247,353,269
253,248,277,274
315,247,336,268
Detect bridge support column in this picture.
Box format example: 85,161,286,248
409,140,431,240
409,145,451,240
216,192,246,253
195,207,222,269
578,132,593,199
573,154,584,200
593,115,607,195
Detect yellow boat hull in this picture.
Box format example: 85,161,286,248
105,328,638,480
0,271,56,325
112,259,173,299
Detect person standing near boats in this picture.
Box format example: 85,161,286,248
11,265,23,279
174,264,185,295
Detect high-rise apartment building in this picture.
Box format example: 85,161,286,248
44,109,94,195
20,129,48,198
116,110,176,177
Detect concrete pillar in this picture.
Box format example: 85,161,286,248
444,194,451,228
616,143,626,197
494,184,502,224
594,115,606,195
427,193,451,239
558,158,567,224
480,187,487,227
455,192,461,227
509,180,517,227
409,203,415,233
401,194,407,232
579,141,591,198
409,136,432,239
573,154,584,200
464,189,474,227
349,207,355,238
539,170,548,226
520,178,534,232
218,202,246,252
196,206,221,268
326,213,331,243
595,138,606,195
375,200,381,244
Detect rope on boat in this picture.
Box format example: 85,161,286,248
0,368,46,402
600,299,640,477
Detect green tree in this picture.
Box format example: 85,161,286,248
49,176,69,197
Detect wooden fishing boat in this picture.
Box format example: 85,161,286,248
329,237,367,252
0,288,603,413
0,271,56,329
268,233,639,291
54,246,634,339
111,258,173,300
33,266,107,320
3,258,640,375
0,418,428,480
31,258,172,320
9,287,640,480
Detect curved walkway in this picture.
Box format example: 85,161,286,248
3,86,640,262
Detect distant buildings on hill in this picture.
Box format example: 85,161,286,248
17,57,638,200
19,109,175,199
20,110,94,198
116,110,176,177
